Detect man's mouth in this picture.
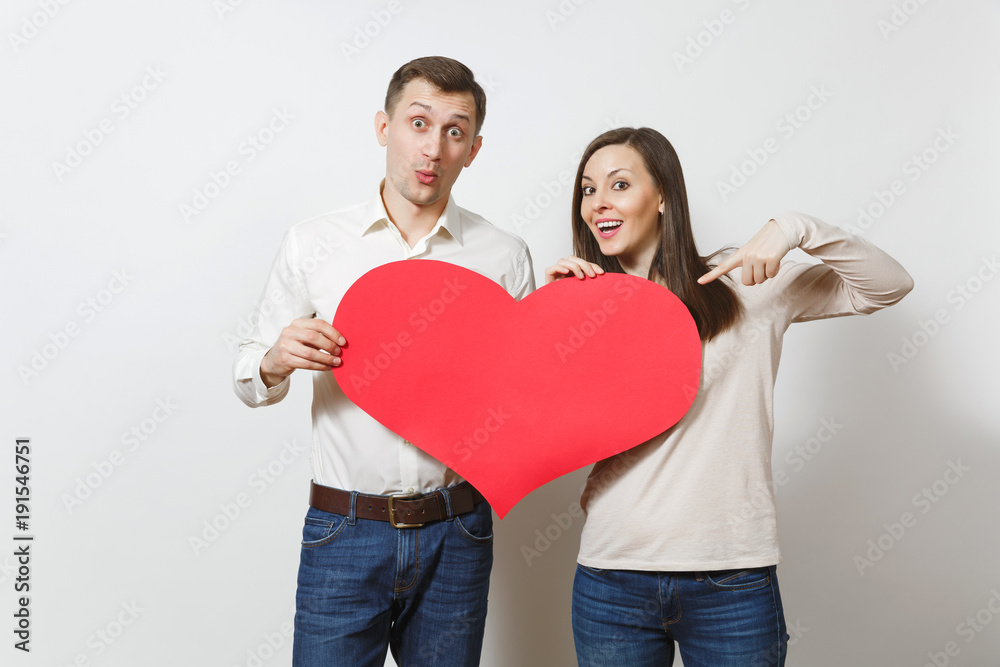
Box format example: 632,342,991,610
416,170,438,185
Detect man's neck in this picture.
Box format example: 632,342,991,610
380,183,449,249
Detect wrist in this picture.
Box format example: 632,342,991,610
770,212,802,251
259,353,287,388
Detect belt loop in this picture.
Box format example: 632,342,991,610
439,486,454,520
348,490,358,525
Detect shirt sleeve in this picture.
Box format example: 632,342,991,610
770,211,914,323
509,243,536,301
232,226,315,407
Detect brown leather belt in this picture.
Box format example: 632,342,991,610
309,480,485,528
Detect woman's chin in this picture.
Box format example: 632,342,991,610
596,240,624,257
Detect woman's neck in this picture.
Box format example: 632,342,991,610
617,246,657,279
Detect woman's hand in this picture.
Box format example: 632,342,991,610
544,256,605,283
698,219,793,286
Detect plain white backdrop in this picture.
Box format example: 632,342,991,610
3,1,999,665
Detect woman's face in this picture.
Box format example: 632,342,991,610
580,144,664,272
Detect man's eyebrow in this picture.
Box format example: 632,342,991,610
407,101,470,125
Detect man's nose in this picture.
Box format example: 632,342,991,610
421,133,443,160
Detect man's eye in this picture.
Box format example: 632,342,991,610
412,119,425,129
448,128,462,138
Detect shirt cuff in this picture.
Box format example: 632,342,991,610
251,351,289,402
771,211,805,251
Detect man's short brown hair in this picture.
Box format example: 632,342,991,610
384,56,487,136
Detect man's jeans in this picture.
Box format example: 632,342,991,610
292,494,494,667
572,564,788,666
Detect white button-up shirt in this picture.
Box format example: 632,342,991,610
233,186,534,494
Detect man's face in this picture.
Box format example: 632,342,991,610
375,79,482,210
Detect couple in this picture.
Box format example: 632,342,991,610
233,56,913,666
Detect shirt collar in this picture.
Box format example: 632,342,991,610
360,181,464,246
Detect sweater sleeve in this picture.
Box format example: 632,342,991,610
770,211,914,323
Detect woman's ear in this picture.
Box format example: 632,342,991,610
658,193,665,214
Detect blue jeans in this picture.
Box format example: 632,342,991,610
572,564,788,666
292,492,494,667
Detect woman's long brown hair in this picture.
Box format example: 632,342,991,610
571,127,743,341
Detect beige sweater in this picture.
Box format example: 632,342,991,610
577,211,914,571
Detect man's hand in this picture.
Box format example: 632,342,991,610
544,256,605,283
698,219,793,286
260,317,346,387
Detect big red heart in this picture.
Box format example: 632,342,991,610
331,260,701,518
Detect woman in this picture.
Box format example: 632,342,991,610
546,127,913,666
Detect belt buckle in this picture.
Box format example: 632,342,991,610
388,492,425,529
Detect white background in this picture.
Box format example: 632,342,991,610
3,1,999,665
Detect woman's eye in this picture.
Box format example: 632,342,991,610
582,186,595,196
612,180,628,190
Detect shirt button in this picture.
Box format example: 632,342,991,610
403,440,412,447
407,487,415,493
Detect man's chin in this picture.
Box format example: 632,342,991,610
387,174,450,209
403,185,445,207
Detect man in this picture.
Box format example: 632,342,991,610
232,56,534,666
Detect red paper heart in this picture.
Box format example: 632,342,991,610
331,260,701,517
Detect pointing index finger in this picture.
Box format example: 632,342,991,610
698,253,740,285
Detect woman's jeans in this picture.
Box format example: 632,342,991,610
573,564,789,666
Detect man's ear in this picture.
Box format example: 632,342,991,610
464,135,483,168
374,110,389,147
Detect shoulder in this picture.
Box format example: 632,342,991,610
280,200,369,254
289,201,367,236
456,204,530,257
